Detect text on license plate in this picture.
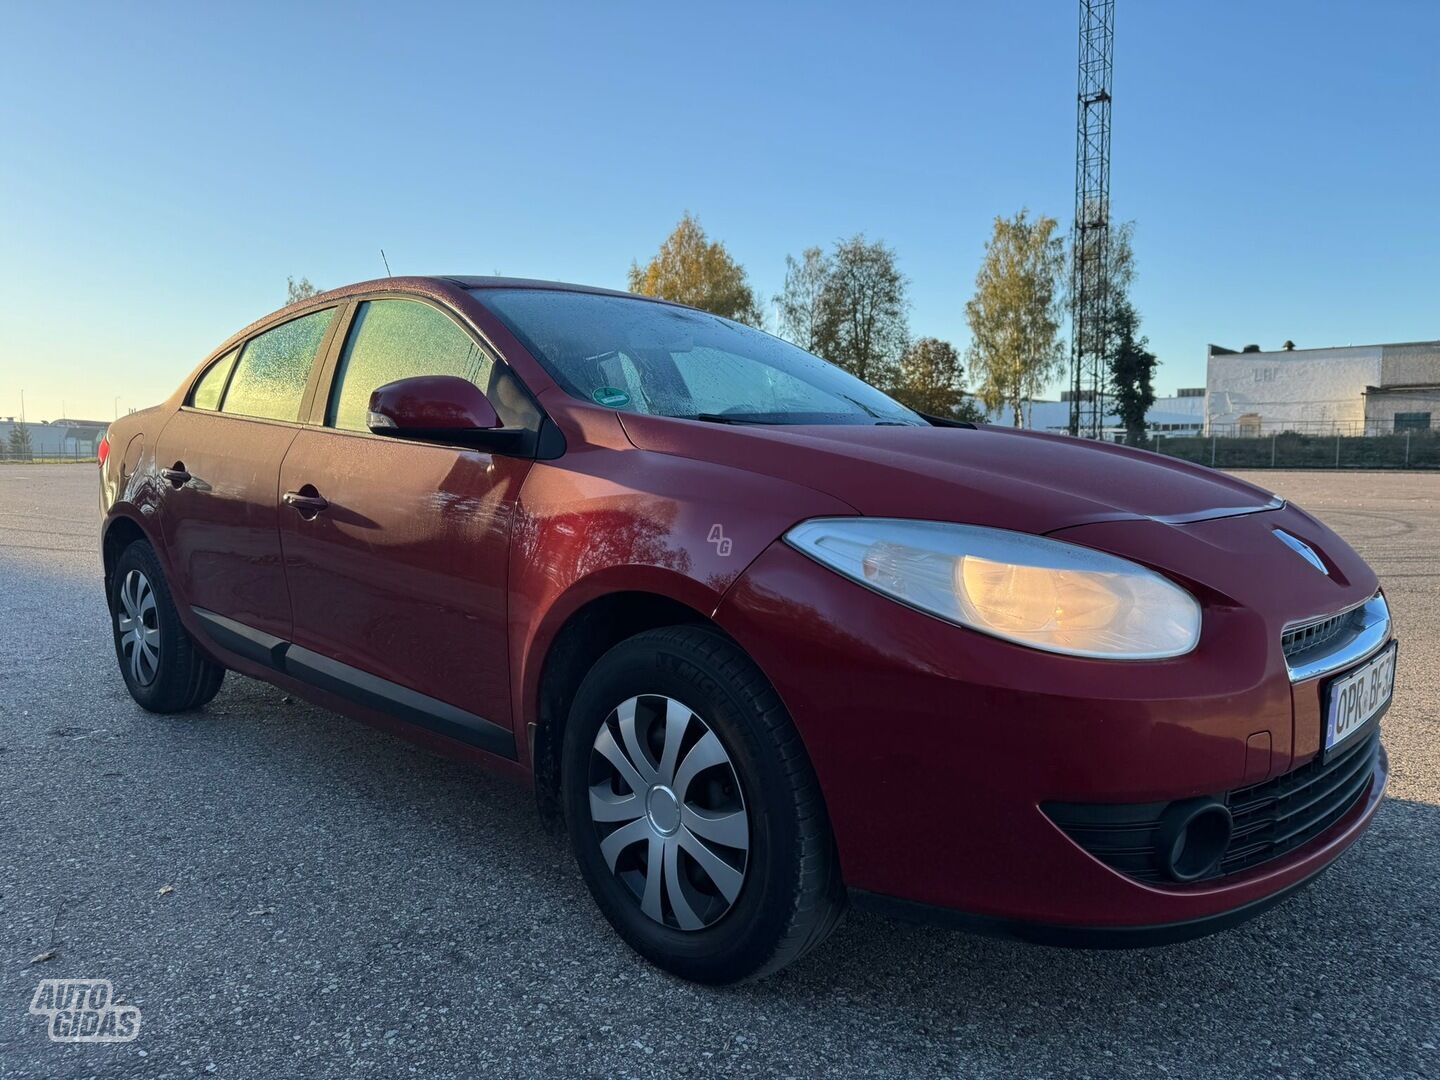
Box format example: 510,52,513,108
1326,642,1396,752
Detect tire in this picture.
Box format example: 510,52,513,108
562,625,845,983
110,540,225,713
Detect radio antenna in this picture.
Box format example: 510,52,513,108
380,248,393,277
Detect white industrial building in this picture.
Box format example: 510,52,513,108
1204,339,1440,436
979,388,1204,439
978,337,1439,439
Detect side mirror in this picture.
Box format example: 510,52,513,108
366,375,501,438
365,373,558,458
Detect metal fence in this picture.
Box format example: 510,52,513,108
1204,416,1435,438
1150,429,1440,470
4,430,1435,470
0,445,98,464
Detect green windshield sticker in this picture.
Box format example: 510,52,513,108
592,386,631,408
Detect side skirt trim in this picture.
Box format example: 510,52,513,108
192,607,287,668
190,607,517,760
283,645,517,759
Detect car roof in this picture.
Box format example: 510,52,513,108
440,276,655,302
288,275,690,318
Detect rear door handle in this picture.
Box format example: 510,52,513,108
160,464,191,487
282,489,329,517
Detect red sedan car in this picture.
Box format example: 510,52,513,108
99,276,1394,982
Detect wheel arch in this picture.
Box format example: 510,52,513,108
101,512,155,599
529,589,728,830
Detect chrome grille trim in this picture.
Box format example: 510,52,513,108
1283,612,1348,658
1284,592,1390,682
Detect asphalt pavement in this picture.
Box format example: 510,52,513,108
1,464,1436,1078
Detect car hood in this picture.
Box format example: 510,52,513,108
619,416,1282,534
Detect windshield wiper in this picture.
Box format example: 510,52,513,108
692,413,924,427
691,413,788,425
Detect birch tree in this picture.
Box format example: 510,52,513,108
964,211,1067,426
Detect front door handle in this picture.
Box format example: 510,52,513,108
282,489,329,518
160,464,192,487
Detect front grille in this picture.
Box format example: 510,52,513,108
1044,728,1380,885
1282,593,1389,682
1221,727,1378,875
1282,611,1350,659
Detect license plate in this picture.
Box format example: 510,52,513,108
1325,642,1396,755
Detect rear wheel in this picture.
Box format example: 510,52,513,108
562,626,844,983
110,540,224,713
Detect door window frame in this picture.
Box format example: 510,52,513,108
301,292,543,448
178,302,347,430
312,295,500,436
186,346,240,410
176,289,552,450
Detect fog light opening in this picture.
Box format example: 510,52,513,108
1158,799,1233,882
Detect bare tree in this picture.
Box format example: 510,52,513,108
286,276,321,306
775,247,833,354
815,235,909,387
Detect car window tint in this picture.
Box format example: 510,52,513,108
190,348,238,410
475,288,922,426
222,308,335,422
327,299,494,433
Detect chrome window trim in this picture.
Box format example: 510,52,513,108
1285,592,1391,682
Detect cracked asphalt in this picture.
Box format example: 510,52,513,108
1,464,1436,1078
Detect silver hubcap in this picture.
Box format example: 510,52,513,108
588,695,749,931
116,569,160,686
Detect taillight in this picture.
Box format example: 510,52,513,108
97,433,110,468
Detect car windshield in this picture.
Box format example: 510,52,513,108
474,288,925,426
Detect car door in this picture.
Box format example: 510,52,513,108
276,297,531,756
156,306,342,648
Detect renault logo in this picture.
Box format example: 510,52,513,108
1274,529,1328,575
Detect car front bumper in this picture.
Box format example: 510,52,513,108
713,539,1389,938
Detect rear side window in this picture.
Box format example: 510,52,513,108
327,299,494,433
190,348,238,410
222,308,336,422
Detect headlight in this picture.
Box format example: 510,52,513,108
784,519,1201,659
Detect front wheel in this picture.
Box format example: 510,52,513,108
562,626,844,983
110,540,225,713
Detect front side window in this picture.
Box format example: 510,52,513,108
327,299,495,432
190,348,238,410
222,308,335,422
475,288,923,426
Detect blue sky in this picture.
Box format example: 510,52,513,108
1,1,1436,422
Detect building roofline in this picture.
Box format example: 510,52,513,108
1363,384,1440,395
1209,339,1440,358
